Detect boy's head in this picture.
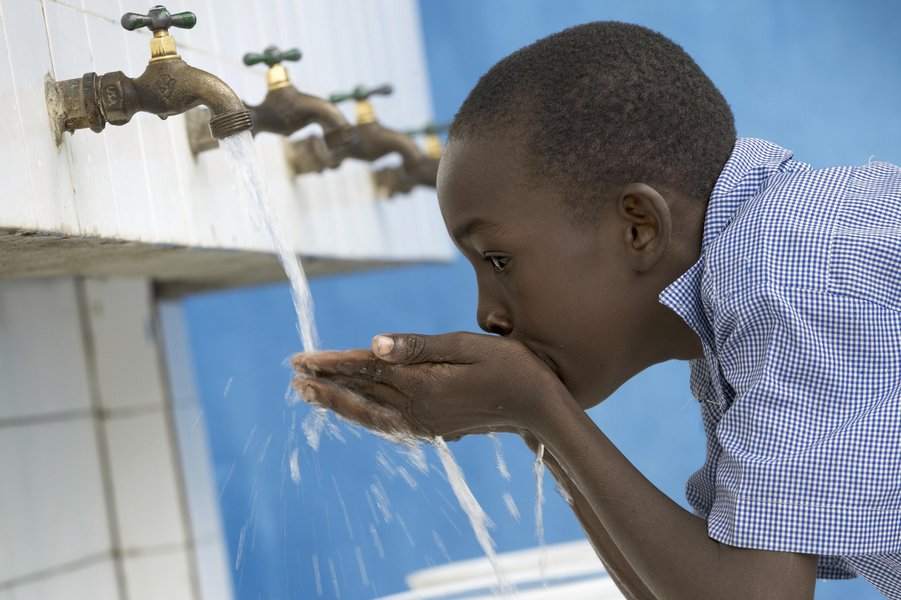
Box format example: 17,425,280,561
437,22,728,405
448,21,735,219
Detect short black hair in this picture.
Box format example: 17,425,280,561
449,22,736,216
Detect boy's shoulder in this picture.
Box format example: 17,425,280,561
705,145,901,304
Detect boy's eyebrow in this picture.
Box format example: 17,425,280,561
451,218,501,241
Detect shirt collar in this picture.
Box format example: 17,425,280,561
658,137,797,342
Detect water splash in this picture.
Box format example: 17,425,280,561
502,492,521,522
312,554,323,597
289,448,301,484
432,530,452,562
219,131,319,353
433,437,514,595
302,408,329,450
235,525,247,570
369,523,385,559
533,443,548,585
354,546,370,586
489,433,511,480
401,443,429,474
369,477,393,523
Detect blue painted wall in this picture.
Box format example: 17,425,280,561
183,2,900,598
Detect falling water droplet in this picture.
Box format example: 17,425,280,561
534,443,548,586
354,546,369,586
489,433,511,480
503,492,521,522
369,477,393,523
235,525,247,570
312,554,323,597
328,558,341,598
289,448,301,484
369,523,385,559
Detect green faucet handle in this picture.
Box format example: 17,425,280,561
243,46,302,67
403,122,450,136
121,5,196,32
330,84,394,104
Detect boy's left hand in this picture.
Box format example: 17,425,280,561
291,332,567,440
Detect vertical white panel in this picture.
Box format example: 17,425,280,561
158,301,235,600
0,0,77,234
157,301,224,541
79,0,123,23
0,7,37,230
193,538,234,600
104,410,188,550
9,558,120,600
0,278,92,421
0,418,110,584
82,278,166,411
123,549,194,600
45,2,118,237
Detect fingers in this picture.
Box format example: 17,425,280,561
293,349,372,372
371,332,486,365
294,349,386,382
296,377,418,438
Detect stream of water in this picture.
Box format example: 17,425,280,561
434,437,514,595
219,131,319,353
533,444,548,585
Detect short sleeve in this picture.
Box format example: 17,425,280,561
706,283,901,557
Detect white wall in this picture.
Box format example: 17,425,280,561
0,3,447,597
0,277,231,600
0,0,453,282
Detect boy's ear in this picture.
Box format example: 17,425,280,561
617,183,672,272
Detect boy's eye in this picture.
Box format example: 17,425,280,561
485,254,510,272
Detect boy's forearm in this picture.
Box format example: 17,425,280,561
558,474,658,600
524,436,656,599
529,390,817,600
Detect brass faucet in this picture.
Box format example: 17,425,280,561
285,84,437,188
47,5,252,145
186,45,358,156
246,46,358,148
372,123,444,197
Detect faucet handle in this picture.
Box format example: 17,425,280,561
404,122,448,160
243,46,302,67
403,122,449,136
121,5,197,32
329,84,393,104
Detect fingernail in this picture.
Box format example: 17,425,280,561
301,384,319,405
373,335,394,356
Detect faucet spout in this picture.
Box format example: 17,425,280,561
346,122,425,170
101,59,251,138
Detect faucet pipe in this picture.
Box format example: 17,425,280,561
287,84,432,177
186,46,358,156
47,6,252,144
243,46,358,150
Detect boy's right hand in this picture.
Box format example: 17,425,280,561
291,331,574,441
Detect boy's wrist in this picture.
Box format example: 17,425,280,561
520,380,583,439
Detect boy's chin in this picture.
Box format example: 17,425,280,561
566,378,616,410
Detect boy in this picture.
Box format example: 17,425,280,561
293,22,901,599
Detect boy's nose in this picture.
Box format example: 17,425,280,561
478,308,513,336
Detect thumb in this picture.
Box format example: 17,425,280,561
371,332,479,364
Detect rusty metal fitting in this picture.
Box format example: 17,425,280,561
209,109,254,139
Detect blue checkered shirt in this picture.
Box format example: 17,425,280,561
659,138,901,597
